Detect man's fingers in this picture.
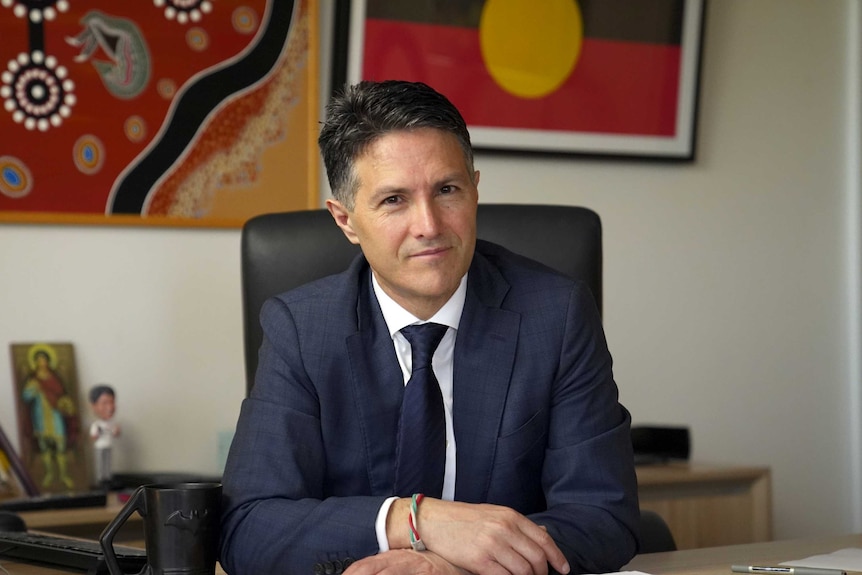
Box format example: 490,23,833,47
491,544,542,575
518,522,569,574
538,530,569,574
418,500,570,575
472,515,566,575
505,538,550,575
345,549,461,575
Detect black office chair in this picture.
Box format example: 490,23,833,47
638,510,677,553
240,203,603,394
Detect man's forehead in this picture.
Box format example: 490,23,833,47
356,129,468,169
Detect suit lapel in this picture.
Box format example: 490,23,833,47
345,267,404,496
453,252,520,503
342,248,521,501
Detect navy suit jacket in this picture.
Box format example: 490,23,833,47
220,240,639,575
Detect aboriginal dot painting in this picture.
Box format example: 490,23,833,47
0,0,318,226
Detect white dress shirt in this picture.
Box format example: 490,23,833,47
371,271,468,551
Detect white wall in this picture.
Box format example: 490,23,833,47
0,1,857,540
474,1,857,539
0,226,245,477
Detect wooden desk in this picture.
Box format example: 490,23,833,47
17,493,144,544
637,462,772,549
2,534,858,575
627,533,862,575
0,557,228,575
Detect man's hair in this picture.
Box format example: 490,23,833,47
319,80,474,209
89,384,115,404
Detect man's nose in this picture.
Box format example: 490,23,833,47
410,200,442,238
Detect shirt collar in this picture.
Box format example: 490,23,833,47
372,272,467,338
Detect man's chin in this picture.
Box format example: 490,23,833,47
392,273,456,296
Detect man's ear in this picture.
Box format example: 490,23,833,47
326,199,360,245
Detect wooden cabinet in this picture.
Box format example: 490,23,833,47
637,462,772,550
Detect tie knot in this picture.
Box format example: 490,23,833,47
401,323,448,370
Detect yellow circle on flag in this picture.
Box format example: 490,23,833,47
479,0,583,99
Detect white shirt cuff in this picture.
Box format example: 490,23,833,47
375,496,399,552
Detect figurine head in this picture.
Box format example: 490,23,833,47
89,384,116,420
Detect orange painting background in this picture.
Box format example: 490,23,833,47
0,0,318,227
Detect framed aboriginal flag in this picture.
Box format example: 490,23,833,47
0,1,319,227
334,0,705,160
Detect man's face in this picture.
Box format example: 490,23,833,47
92,393,115,420
327,128,479,319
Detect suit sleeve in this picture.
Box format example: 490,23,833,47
529,283,641,573
219,298,384,575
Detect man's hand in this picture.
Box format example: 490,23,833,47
387,498,569,575
345,549,467,575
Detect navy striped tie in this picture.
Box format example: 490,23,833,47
394,323,448,498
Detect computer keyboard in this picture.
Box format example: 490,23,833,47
0,530,147,574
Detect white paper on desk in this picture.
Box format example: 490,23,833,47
584,571,652,575
781,547,862,571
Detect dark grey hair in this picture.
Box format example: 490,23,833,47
319,80,474,209
89,384,115,404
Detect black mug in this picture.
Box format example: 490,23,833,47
100,482,222,575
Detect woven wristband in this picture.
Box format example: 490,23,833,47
408,493,426,551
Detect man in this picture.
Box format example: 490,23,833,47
88,384,120,488
220,80,639,575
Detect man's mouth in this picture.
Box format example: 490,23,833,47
411,246,450,258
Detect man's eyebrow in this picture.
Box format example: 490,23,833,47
365,171,472,199
434,171,472,185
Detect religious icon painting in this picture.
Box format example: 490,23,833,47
9,342,90,494
336,0,705,159
0,1,319,227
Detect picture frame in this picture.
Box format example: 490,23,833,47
333,0,706,160
0,0,319,228
9,342,89,493
0,421,39,498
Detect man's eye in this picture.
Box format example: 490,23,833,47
382,196,401,205
440,185,455,194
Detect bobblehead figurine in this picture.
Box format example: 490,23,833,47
88,384,120,488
